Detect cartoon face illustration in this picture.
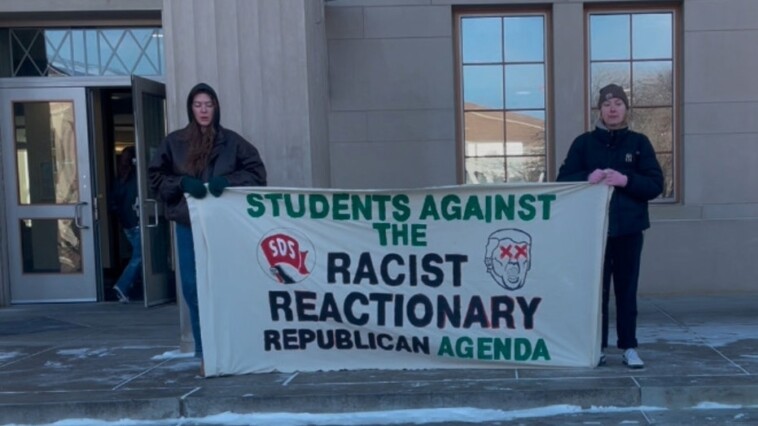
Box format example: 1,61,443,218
484,229,532,291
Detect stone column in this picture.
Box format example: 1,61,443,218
551,2,586,176
161,0,330,351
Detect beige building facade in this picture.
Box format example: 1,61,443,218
0,0,755,309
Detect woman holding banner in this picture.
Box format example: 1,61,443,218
148,82,267,376
557,83,663,369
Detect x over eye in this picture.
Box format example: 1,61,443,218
499,244,528,260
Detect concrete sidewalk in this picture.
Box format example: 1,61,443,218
0,294,757,425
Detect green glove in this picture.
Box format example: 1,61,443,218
208,176,229,197
180,176,207,199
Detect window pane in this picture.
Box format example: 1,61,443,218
460,12,548,187
590,109,600,125
505,64,544,109
504,16,544,62
630,107,672,153
45,30,72,76
100,30,128,75
462,17,502,63
131,28,155,48
633,61,672,106
465,111,504,145
465,157,505,184
84,30,99,75
507,156,545,182
134,30,162,75
656,153,674,199
506,110,545,155
465,141,504,157
20,219,82,273
463,65,504,109
11,29,46,76
10,27,162,77
633,13,672,59
590,14,630,60
71,30,87,75
14,102,79,205
588,9,676,201
590,62,630,107
117,31,142,74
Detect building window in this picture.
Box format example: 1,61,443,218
457,12,548,184
588,10,676,199
5,27,163,77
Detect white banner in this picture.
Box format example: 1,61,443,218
187,183,611,376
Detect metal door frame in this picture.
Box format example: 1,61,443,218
131,76,174,306
0,86,96,302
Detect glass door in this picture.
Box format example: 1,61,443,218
1,88,96,303
131,76,173,307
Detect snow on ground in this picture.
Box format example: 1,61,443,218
638,323,757,348
2,405,667,426
151,350,195,361
9,403,758,426
57,348,111,359
0,351,21,362
2,314,755,425
43,360,67,369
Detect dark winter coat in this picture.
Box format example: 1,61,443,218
147,83,267,225
110,170,139,229
557,124,663,237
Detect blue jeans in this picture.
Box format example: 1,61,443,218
114,226,142,296
176,223,202,357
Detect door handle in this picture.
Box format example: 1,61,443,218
74,202,89,229
93,196,100,222
145,198,160,228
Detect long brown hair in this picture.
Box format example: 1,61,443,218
183,83,221,177
184,123,215,177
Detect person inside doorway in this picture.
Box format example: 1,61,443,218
148,82,267,376
557,83,663,369
110,146,141,304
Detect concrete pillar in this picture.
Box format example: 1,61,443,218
551,2,587,175
161,0,330,351
162,0,329,187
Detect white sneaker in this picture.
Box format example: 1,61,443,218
113,287,129,304
623,348,644,369
598,351,607,366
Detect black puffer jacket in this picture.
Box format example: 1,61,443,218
148,83,267,225
557,124,663,237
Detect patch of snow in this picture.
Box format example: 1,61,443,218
57,348,110,359
121,346,177,351
162,360,201,372
693,402,743,410
1,405,669,426
151,349,194,361
639,324,758,348
0,351,21,362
